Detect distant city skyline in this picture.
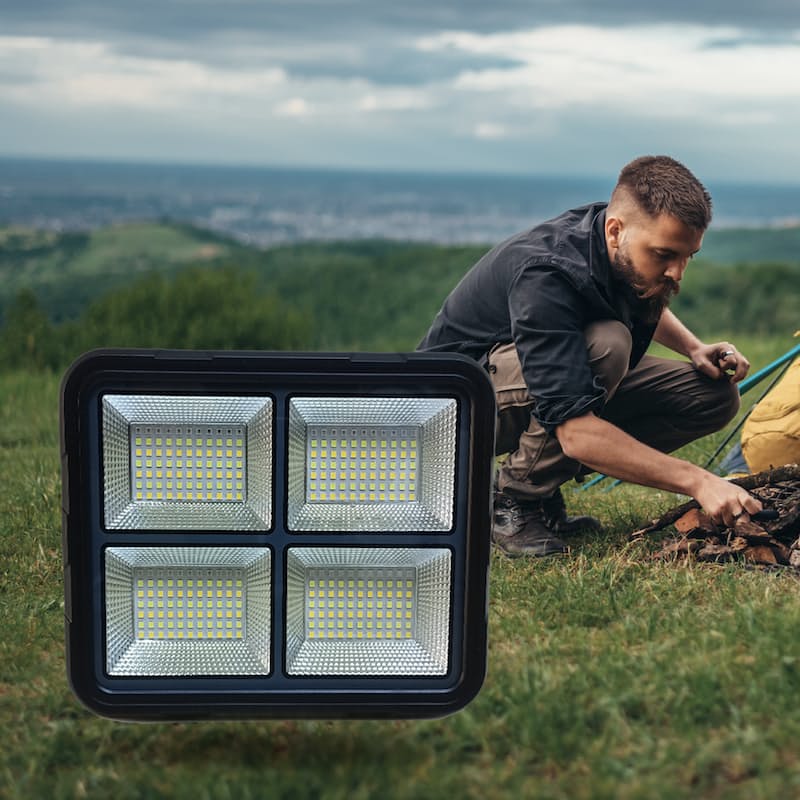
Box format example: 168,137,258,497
1,1,799,183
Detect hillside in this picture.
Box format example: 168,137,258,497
236,234,800,350
238,240,486,350
0,222,247,322
2,220,800,325
0,221,798,369
700,224,800,265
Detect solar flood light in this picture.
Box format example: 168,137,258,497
60,349,494,720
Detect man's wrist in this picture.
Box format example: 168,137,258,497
677,461,712,498
655,311,702,358
685,339,706,362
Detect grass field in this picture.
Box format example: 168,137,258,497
2,335,800,799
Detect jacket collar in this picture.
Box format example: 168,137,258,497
588,205,613,295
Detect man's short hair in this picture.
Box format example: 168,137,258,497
611,155,713,231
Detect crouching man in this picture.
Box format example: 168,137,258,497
418,155,762,556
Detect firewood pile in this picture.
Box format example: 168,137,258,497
631,465,800,566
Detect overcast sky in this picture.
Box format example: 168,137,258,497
1,1,799,182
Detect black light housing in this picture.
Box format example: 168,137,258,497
60,349,495,720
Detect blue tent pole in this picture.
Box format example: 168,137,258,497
579,340,800,493
576,473,610,491
736,341,800,395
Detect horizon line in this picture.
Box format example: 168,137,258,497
3,153,800,190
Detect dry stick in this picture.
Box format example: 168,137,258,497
629,463,800,539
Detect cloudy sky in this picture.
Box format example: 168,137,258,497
1,1,799,182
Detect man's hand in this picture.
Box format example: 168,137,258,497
653,312,750,383
688,341,750,383
689,471,763,528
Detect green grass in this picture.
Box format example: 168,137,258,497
2,337,800,799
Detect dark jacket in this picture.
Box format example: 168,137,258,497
417,202,657,432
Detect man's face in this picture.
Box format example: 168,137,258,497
607,212,704,322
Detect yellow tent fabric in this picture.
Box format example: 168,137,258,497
741,357,800,472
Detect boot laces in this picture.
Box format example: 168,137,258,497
495,493,547,525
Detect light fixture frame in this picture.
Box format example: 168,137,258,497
60,348,495,720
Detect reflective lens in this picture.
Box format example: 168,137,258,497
103,395,272,529
105,547,271,676
287,397,457,531
285,547,452,676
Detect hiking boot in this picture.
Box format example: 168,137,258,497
539,488,603,535
492,492,568,557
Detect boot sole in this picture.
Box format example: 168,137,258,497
491,538,568,558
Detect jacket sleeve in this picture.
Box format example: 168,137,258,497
508,264,607,433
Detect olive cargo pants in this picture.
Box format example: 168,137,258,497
488,320,740,499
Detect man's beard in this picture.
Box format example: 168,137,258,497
611,247,680,325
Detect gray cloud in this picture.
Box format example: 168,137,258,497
702,32,800,49
2,0,800,182
97,33,525,86
3,1,797,90
2,0,799,44
283,50,523,87
0,67,38,86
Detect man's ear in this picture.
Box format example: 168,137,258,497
605,214,623,251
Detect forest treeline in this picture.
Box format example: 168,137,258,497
0,268,309,370
1,230,798,372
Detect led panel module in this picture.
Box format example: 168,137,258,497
103,395,272,530
61,349,494,720
129,424,245,503
285,548,451,676
287,397,457,531
105,547,271,676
